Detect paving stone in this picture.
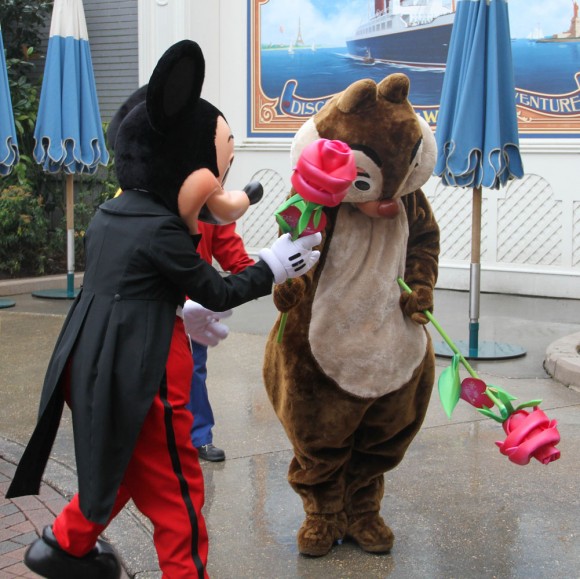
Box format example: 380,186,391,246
24,510,53,535
0,515,24,529
0,541,22,556
11,533,37,547
7,498,41,514
0,505,17,517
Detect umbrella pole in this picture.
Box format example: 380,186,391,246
469,186,482,356
66,174,75,298
434,186,525,361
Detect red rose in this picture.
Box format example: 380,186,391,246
495,407,561,465
291,139,356,207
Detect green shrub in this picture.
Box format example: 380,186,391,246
0,3,119,278
43,161,119,273
1,0,51,192
0,186,50,276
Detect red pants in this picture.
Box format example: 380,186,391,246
52,318,209,579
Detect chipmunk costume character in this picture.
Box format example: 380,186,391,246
6,40,321,579
263,73,440,557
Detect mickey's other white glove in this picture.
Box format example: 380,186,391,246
258,232,322,284
182,300,232,347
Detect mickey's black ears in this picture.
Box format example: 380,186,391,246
106,84,148,151
147,40,205,134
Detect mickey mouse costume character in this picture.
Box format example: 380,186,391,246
6,40,321,579
107,84,254,464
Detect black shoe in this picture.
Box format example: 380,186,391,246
197,443,226,462
24,525,122,579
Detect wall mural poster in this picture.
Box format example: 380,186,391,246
248,0,580,138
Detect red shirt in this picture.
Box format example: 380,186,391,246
196,222,255,273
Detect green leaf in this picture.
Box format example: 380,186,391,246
487,385,517,401
297,205,314,236
514,399,543,411
438,354,461,418
477,407,505,423
313,206,323,228
275,213,292,234
483,389,510,419
487,385,515,415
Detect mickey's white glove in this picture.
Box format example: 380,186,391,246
182,300,232,347
258,232,322,284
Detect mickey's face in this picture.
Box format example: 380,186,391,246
178,115,253,234
215,116,234,186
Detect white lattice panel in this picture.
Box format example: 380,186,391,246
574,201,580,268
238,168,288,251
497,175,561,266
426,182,488,262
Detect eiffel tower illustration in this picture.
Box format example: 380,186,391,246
295,17,305,46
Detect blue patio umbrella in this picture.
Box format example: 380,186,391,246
33,0,109,299
0,26,19,177
0,26,19,309
434,0,524,359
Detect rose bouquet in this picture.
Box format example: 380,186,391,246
398,278,561,466
275,139,356,341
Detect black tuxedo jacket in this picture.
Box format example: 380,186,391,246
7,189,273,523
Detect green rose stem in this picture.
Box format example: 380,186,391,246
277,312,289,343
397,277,477,378
275,198,324,343
396,277,541,422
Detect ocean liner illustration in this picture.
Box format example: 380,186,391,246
346,0,455,68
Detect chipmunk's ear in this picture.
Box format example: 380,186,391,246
146,39,205,134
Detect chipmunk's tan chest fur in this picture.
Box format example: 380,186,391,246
309,204,427,398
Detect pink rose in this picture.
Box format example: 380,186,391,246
291,139,356,206
460,377,494,408
496,407,561,465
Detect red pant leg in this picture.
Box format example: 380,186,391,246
53,318,208,578
53,362,132,557
122,318,208,579
52,486,131,556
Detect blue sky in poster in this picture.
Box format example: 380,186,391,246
260,0,576,46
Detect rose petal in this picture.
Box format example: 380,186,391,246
504,445,533,466
292,139,356,205
502,409,549,447
460,377,493,408
502,409,529,433
534,445,561,465
503,425,561,465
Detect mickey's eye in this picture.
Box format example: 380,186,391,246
221,166,230,186
354,171,372,192
221,157,234,186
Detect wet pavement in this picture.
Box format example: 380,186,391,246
1,283,580,578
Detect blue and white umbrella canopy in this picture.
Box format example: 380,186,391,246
33,0,109,174
434,0,523,190
433,0,525,359
0,26,19,176
32,0,109,298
